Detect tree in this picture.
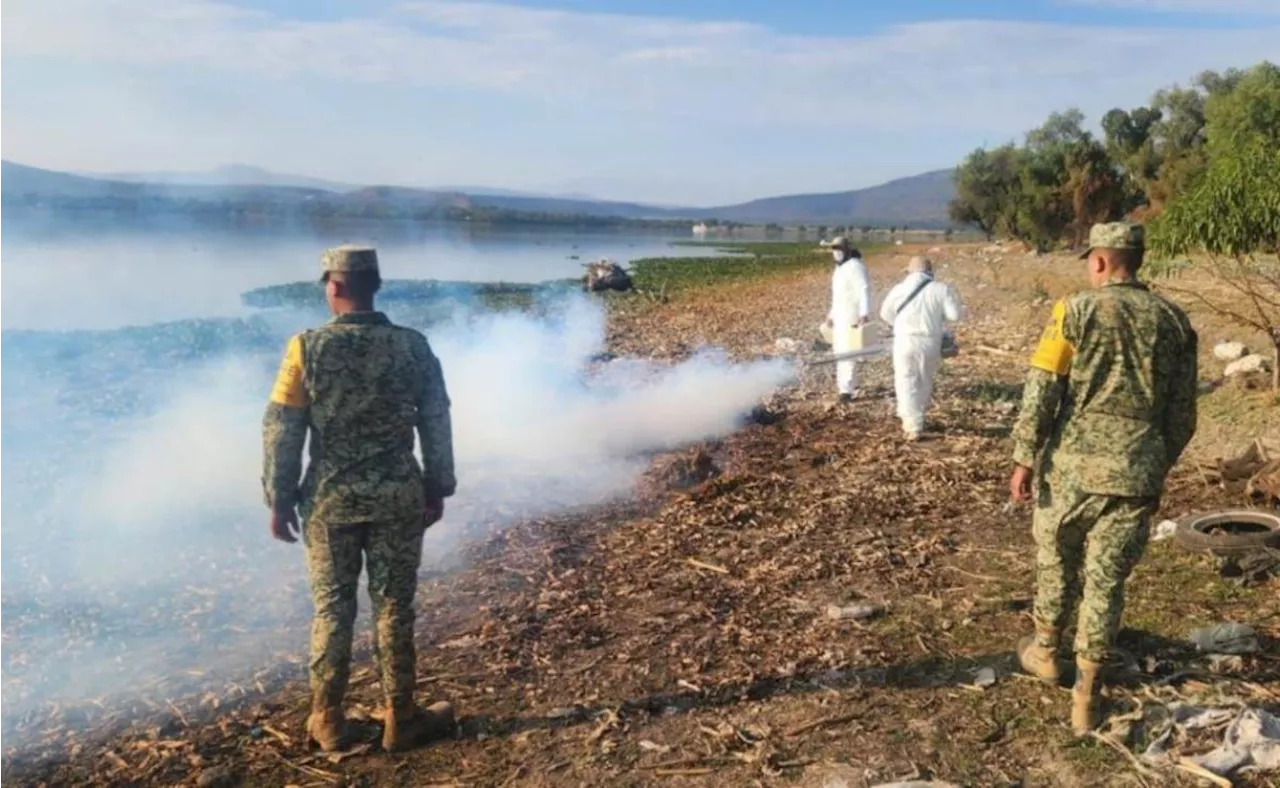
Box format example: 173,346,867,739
1026,108,1089,150
1150,137,1280,389
1202,62,1280,159
1089,68,1246,217
950,114,1123,252
1014,115,1078,251
1150,84,1208,153
1139,70,1249,210
1101,106,1163,211
1195,66,1248,100
1063,138,1126,246
949,145,1024,239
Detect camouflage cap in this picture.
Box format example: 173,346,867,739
320,244,379,282
1078,222,1144,259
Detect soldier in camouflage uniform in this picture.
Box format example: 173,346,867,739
1009,222,1198,734
262,245,458,752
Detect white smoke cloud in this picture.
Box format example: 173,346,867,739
426,298,791,551
75,295,791,564
1,294,792,725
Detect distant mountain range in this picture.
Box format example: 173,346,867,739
91,164,597,200
92,164,356,192
2,161,956,227
706,169,956,226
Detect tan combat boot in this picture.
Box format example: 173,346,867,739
1016,626,1061,683
306,705,348,752
1071,657,1104,735
383,700,455,752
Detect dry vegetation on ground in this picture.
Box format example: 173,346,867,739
3,244,1277,788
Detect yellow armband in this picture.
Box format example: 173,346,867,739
269,335,309,408
1028,299,1074,376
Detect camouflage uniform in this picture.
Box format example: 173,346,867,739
263,245,456,711
1011,223,1198,661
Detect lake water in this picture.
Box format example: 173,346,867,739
1,216,712,330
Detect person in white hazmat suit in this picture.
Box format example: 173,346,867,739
823,238,874,403
879,256,963,440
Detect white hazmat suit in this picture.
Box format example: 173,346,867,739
827,252,874,396
879,270,963,437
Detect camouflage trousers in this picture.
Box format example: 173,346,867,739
1031,484,1157,661
305,517,426,709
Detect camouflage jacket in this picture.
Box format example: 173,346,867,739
1011,280,1198,497
262,311,456,525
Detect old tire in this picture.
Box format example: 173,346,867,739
1173,510,1280,556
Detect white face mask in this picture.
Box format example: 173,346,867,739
832,250,846,263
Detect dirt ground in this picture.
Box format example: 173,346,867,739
3,243,1278,787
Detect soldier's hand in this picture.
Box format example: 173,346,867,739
1010,465,1034,504
271,506,300,543
423,497,445,529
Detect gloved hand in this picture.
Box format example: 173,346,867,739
270,505,300,543
423,497,445,529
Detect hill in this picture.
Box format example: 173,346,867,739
2,161,149,198
2,160,958,227
91,164,356,192
2,161,475,207
470,193,676,219
458,168,952,225
451,171,957,226
703,169,954,227
1,161,333,203
92,165,583,199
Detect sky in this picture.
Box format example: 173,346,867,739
2,0,1278,205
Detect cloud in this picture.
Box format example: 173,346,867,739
5,0,1276,132
3,0,1278,201
1058,0,1280,14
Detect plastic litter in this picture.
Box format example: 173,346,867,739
1189,622,1260,654
1152,519,1178,541
825,603,882,621
1224,353,1270,378
1143,704,1280,777
972,667,997,688
1213,341,1248,361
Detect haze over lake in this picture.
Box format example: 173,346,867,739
1,216,712,331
